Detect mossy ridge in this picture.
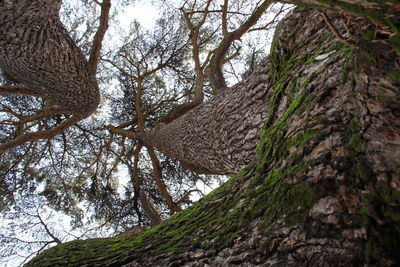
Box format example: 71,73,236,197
25,237,130,267
26,170,252,266
256,41,344,173
28,164,323,267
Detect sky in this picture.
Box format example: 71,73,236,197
117,2,159,30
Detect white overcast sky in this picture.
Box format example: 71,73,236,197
117,2,159,30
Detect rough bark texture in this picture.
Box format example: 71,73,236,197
0,0,100,117
144,0,400,175
147,60,270,175
26,3,400,267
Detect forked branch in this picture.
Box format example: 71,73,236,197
206,0,275,93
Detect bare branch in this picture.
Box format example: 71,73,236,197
88,0,111,75
222,0,229,37
36,209,62,244
130,145,162,226
184,10,252,16
0,85,42,97
0,115,80,154
147,148,181,214
319,10,358,49
222,46,241,64
206,0,275,93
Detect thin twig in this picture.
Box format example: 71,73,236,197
319,10,358,49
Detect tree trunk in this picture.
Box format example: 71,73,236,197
26,3,400,267
0,0,100,117
145,58,270,175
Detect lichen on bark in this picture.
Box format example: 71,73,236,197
26,3,400,267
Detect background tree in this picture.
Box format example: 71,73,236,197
0,0,112,153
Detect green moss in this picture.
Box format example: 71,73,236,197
348,118,361,133
344,117,400,264
355,162,371,182
257,92,306,172
388,69,400,83
256,29,350,175
250,181,318,224
364,240,380,263
357,180,400,262
269,164,310,187
343,124,400,264
347,132,363,151
346,118,364,154
384,18,400,54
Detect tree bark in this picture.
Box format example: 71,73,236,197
0,0,100,117
26,2,400,266
146,59,270,174
144,0,400,176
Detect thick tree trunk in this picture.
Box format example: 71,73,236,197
0,0,100,117
26,3,400,267
146,59,270,174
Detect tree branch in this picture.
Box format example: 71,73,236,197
130,145,162,226
0,85,42,97
318,10,358,49
147,148,181,214
36,209,62,245
0,115,80,154
206,0,274,93
222,0,229,37
159,4,214,124
88,0,111,75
